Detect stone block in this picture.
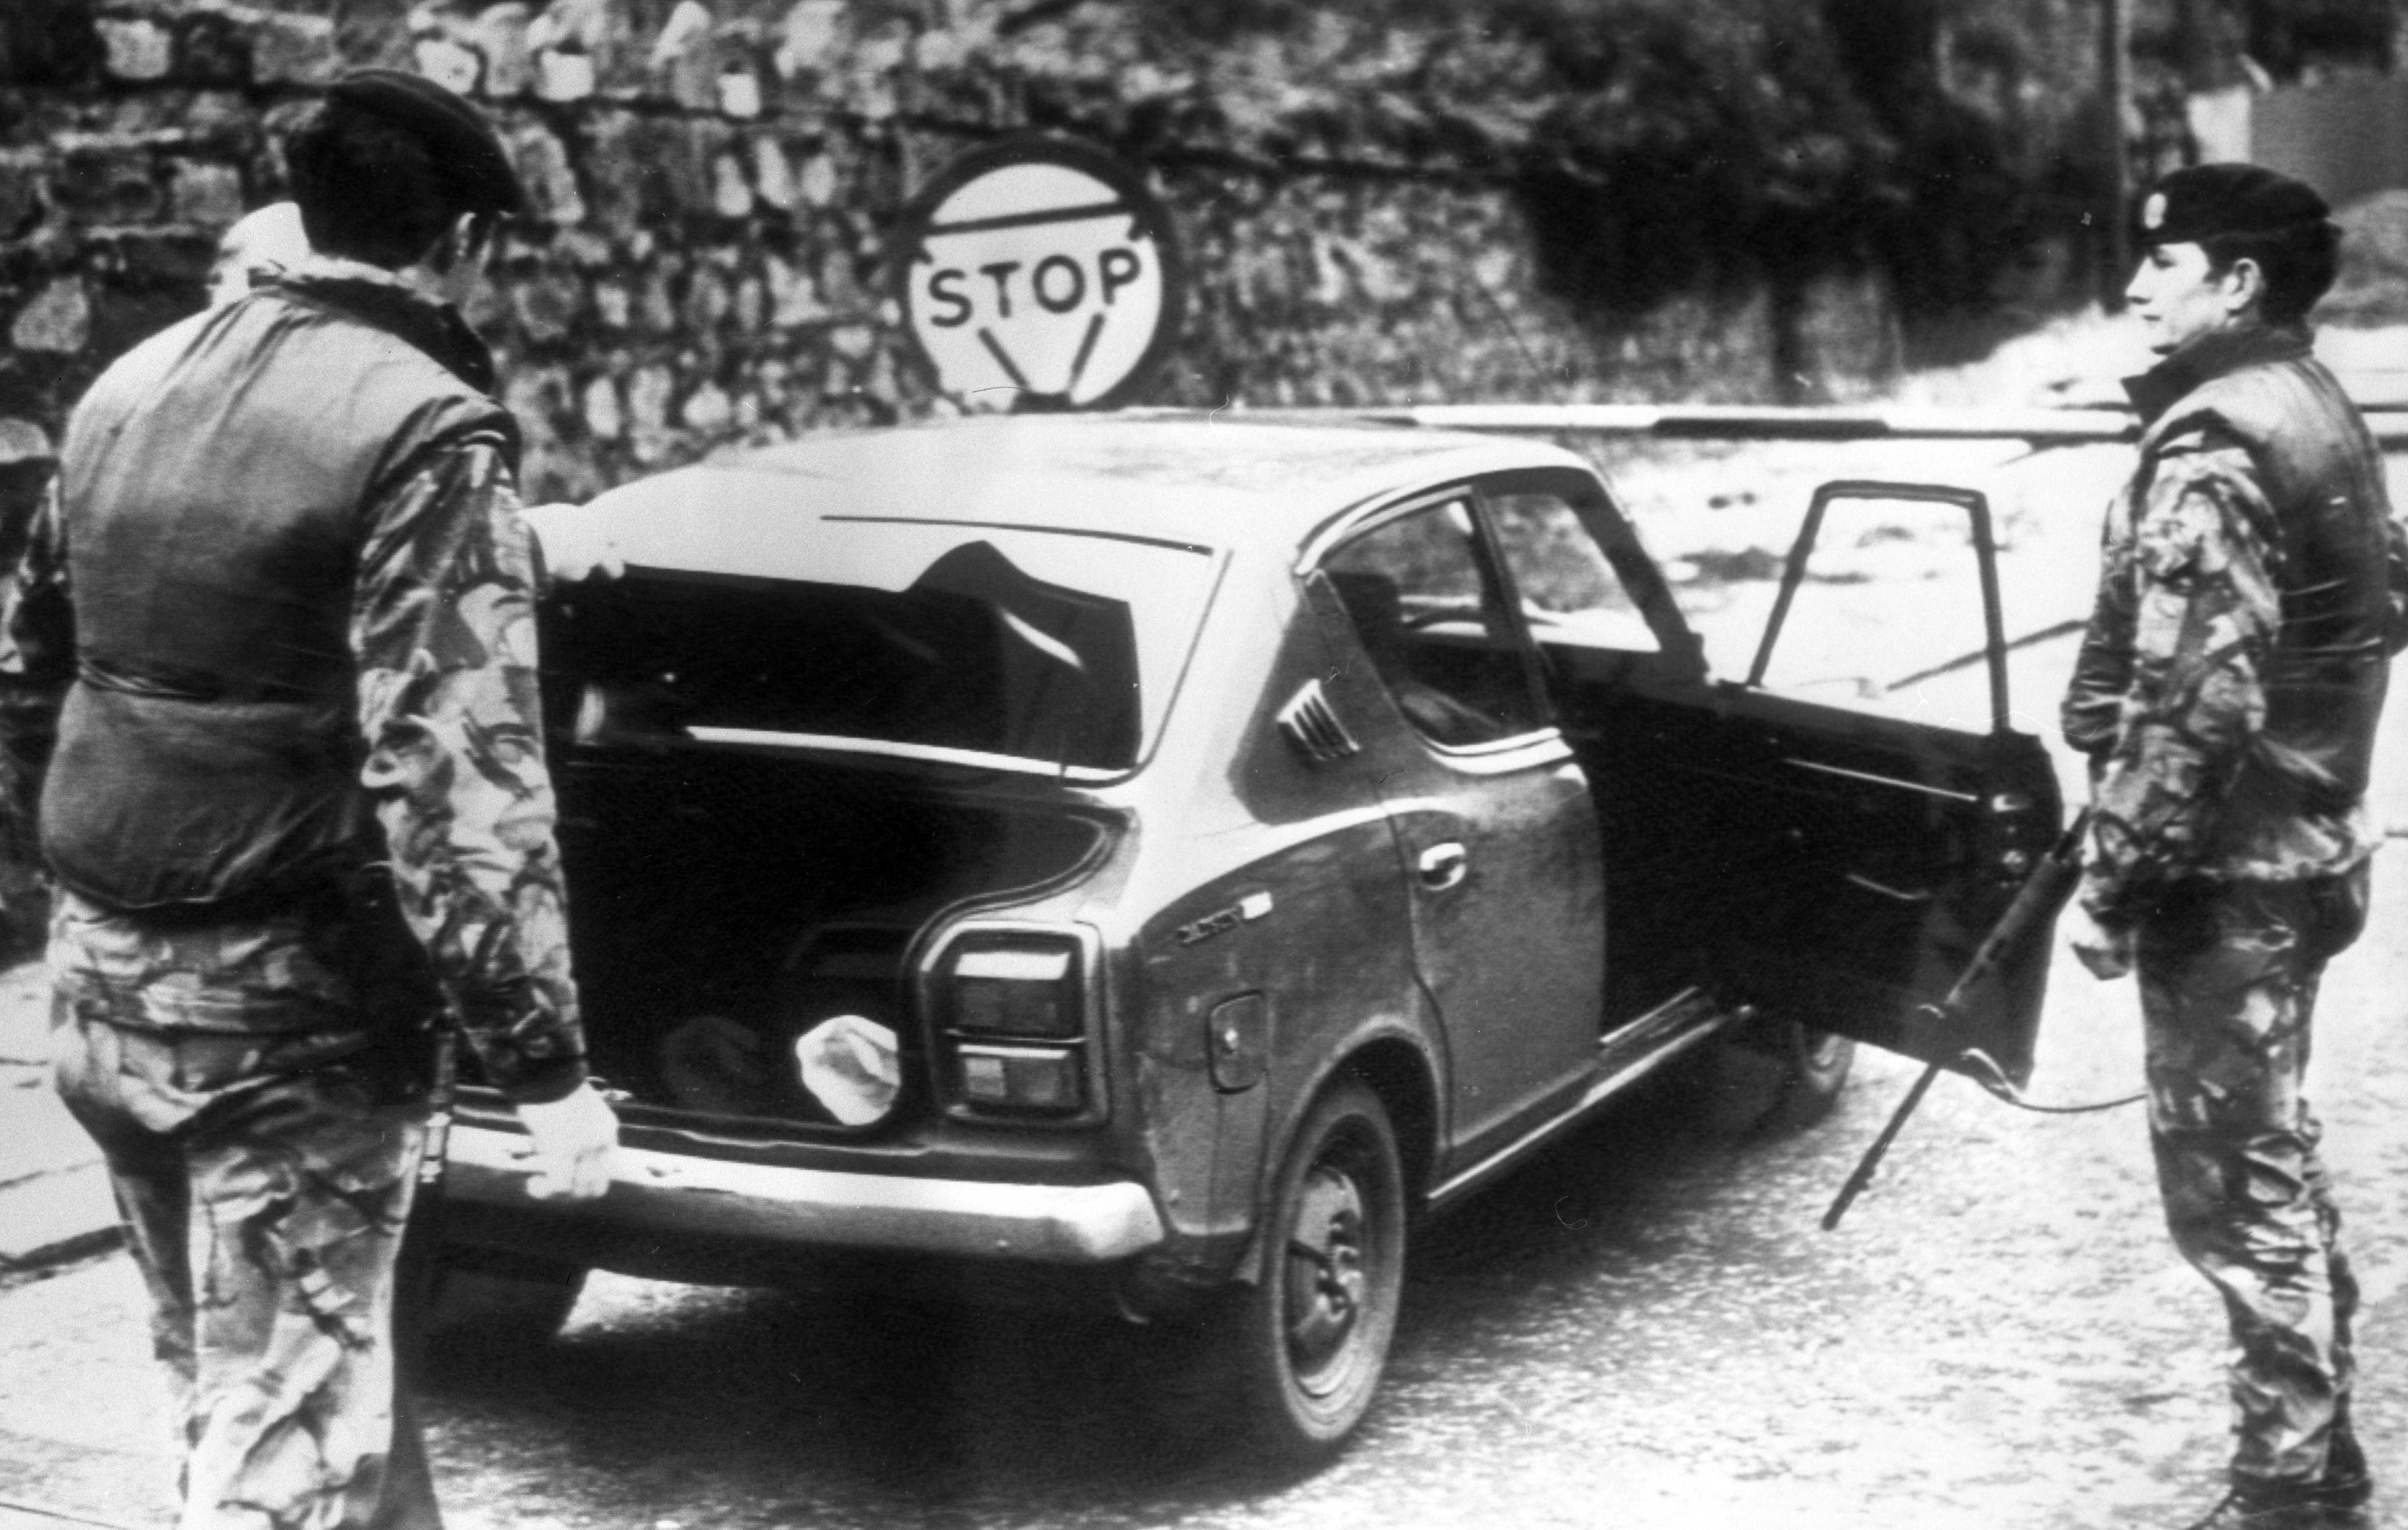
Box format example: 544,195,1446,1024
174,9,253,86
815,246,865,312
718,66,762,120
748,135,794,211
650,0,717,111
332,0,415,71
500,363,562,436
534,46,596,101
859,343,899,408
637,269,677,333
828,322,871,361
678,380,731,433
815,350,857,400
50,140,162,224
772,0,846,79
710,151,750,218
0,0,106,88
241,6,337,85
0,152,44,238
578,112,644,236
628,113,715,223
668,119,730,217
762,253,824,327
459,276,505,333
591,277,630,329
527,0,615,93
507,119,585,226
470,1,534,97
626,363,672,457
11,279,91,354
0,421,53,471
98,17,176,82
412,38,480,95
509,268,584,344
553,227,614,270
795,150,838,208
168,159,246,226
586,0,652,97
577,371,622,439
681,263,728,329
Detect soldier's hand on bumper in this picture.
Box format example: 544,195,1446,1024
518,1082,620,1201
2070,907,2135,982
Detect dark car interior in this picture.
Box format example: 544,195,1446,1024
1522,478,2064,1081
1322,569,1522,746
541,541,1142,772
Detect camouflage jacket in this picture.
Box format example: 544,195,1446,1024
2062,323,2407,930
0,259,586,1101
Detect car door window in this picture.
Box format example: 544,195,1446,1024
1323,500,1542,748
1485,490,1663,654
1747,482,2009,731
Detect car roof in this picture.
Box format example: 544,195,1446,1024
568,414,1590,570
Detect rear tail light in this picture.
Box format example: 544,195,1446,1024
957,1044,1084,1111
950,943,1082,1037
931,930,1098,1119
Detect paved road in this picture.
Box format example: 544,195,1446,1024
7,875,2408,1530
7,438,2408,1530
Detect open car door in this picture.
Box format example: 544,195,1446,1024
1704,480,2066,1086
1475,468,2066,1087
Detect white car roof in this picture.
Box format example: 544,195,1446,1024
536,414,1590,579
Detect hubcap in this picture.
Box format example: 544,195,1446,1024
1282,1160,1370,1396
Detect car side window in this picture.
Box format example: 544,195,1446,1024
1485,490,1664,654
1323,500,1543,748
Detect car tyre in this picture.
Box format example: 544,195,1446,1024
1696,1013,1855,1135
1770,1020,1855,1129
1148,1078,1406,1464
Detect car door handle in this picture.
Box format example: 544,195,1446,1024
1417,842,1468,890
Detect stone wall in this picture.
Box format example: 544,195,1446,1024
0,0,1873,501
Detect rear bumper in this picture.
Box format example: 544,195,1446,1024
444,1123,1168,1265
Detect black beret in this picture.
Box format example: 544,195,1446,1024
2136,163,2330,247
325,68,525,217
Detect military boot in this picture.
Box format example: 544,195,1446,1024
2183,1477,2368,1529
2308,1411,2373,1513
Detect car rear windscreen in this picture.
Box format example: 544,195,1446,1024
541,526,1219,774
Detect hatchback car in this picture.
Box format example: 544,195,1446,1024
431,414,2063,1456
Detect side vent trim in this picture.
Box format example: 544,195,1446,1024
1276,679,1360,764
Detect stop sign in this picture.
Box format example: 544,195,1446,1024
897,137,1184,410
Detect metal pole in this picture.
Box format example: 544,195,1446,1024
2101,0,2131,306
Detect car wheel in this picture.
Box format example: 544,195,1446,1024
1772,1020,1856,1129
1148,1079,1407,1462
414,1246,586,1354
1695,1013,1856,1135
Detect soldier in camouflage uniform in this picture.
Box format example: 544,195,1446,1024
0,72,619,1530
2063,165,2408,1530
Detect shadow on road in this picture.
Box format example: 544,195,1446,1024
414,1053,1835,1526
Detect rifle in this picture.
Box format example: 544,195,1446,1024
394,1023,457,1388
1820,806,2093,1232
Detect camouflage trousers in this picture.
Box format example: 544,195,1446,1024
2136,869,2367,1490
46,888,444,1530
